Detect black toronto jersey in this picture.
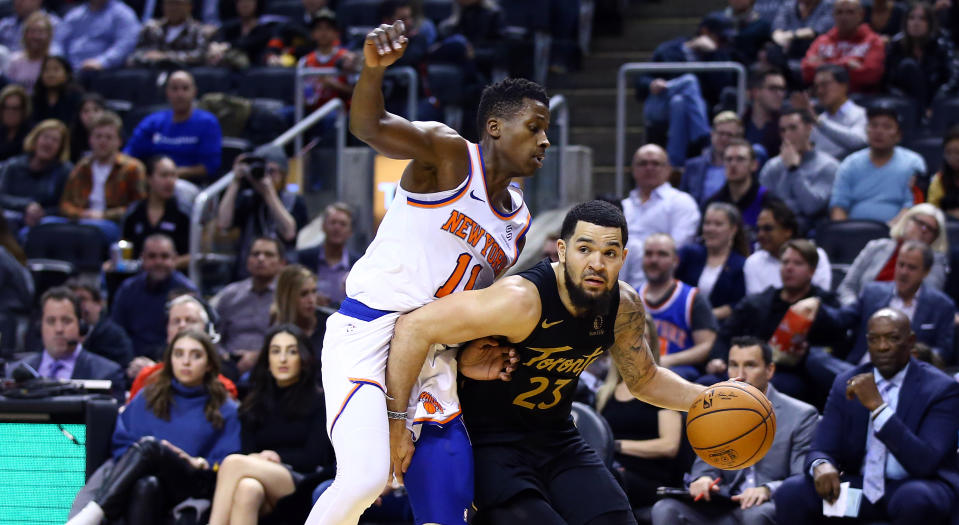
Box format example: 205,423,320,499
460,259,620,444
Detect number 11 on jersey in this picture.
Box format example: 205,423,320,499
435,252,482,298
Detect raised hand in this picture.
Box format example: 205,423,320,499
364,21,408,68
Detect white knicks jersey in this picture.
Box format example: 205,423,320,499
345,141,532,313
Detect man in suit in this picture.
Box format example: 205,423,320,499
792,240,956,392
773,308,959,524
651,336,819,525
295,202,360,308
18,287,125,399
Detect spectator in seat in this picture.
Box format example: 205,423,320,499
296,202,359,308
208,324,333,525
216,145,308,275
111,233,197,359
31,55,83,127
121,155,190,268
652,336,819,525
0,84,32,161
596,319,687,509
801,0,885,93
436,0,504,80
68,93,105,163
66,330,241,525
681,111,745,208
212,236,286,374
744,199,833,295
743,66,786,159
639,233,719,382
0,118,72,229
709,0,772,65
704,138,769,230
838,203,949,305
884,2,956,114
621,144,701,290
66,277,134,368
5,11,55,92
773,308,959,525
55,0,140,71
676,202,749,321
0,0,61,53
759,107,839,234
128,0,208,67
58,111,146,244
270,264,322,356
300,9,356,114
928,125,959,217
793,64,866,161
863,0,907,41
770,0,836,60
16,287,125,398
124,70,222,182
714,239,841,398
798,241,957,385
830,104,926,224
262,0,328,66
207,0,273,67
0,215,32,352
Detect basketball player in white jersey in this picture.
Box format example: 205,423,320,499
305,20,549,525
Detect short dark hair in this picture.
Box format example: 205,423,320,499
65,277,101,303
560,200,628,246
780,238,819,268
40,286,82,320
866,103,902,129
723,138,755,160
144,233,177,254
146,154,174,176
761,198,798,236
730,335,773,366
780,106,815,125
901,239,934,270
250,235,286,260
748,65,784,90
815,64,849,86
476,78,548,138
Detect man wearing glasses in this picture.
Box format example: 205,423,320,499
620,143,701,290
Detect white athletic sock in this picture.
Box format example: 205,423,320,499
65,501,104,525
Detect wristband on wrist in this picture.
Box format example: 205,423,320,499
387,409,407,420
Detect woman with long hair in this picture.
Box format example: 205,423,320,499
271,264,322,353
884,1,955,111
208,324,333,524
837,202,950,305
32,55,84,126
927,124,959,217
0,118,71,228
69,93,106,163
4,11,53,92
0,84,32,160
675,202,749,321
68,330,241,525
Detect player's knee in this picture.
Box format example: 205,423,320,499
650,498,684,525
235,477,266,508
740,502,776,525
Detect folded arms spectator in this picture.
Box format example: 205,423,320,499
801,0,885,93
56,0,141,71
129,0,209,67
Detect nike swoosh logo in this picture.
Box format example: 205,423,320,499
541,319,563,329
470,190,485,203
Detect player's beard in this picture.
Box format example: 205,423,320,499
564,264,613,318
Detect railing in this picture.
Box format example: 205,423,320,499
615,62,748,197
294,63,418,156
549,94,570,205
188,98,346,287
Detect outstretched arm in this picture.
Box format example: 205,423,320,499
609,283,706,411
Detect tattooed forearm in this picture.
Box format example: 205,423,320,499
610,286,655,391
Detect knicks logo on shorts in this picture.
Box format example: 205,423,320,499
418,391,444,415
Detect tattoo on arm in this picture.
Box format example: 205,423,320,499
610,290,655,390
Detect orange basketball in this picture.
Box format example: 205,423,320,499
686,381,776,470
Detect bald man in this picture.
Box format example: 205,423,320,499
124,70,223,182
774,308,959,524
800,0,885,93
620,144,701,290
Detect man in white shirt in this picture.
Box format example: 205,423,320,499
744,198,832,294
792,64,866,160
621,143,701,289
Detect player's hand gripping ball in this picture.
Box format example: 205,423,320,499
686,381,776,470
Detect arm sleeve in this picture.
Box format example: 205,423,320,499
804,378,845,475
928,174,945,207
812,249,832,292
792,158,838,216
291,196,308,232
205,406,242,465
932,297,956,364
110,395,144,459
123,117,153,160
876,382,959,478
837,246,872,305
829,159,853,211
801,36,825,84
97,9,141,68
197,117,222,176
846,35,885,90
769,406,819,494
816,114,867,152
670,194,702,247
59,170,85,219
691,292,719,332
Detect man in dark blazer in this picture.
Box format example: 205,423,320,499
652,336,819,525
792,240,956,391
16,287,125,400
773,308,959,525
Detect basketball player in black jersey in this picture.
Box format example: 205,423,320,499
386,200,709,524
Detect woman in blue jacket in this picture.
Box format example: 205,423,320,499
675,202,749,321
68,329,241,525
